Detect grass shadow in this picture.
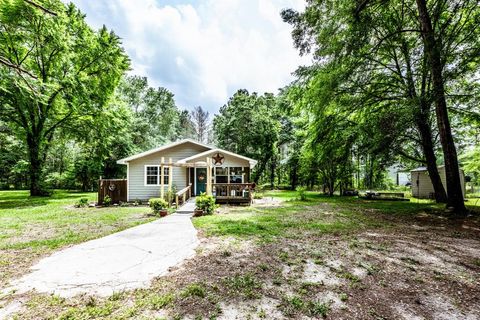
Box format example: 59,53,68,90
0,190,95,210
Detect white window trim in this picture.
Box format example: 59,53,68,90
144,165,169,187
229,167,245,184
127,163,130,201
211,167,245,184
214,166,229,184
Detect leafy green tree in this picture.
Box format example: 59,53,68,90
0,0,129,195
0,124,28,189
213,90,280,183
117,76,180,150
177,109,195,139
282,0,480,213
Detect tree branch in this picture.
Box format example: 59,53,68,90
0,56,37,79
24,0,58,16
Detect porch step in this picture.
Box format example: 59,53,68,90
176,198,196,214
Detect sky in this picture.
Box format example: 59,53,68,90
66,0,310,113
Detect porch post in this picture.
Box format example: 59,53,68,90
168,157,173,192
160,157,165,199
206,157,212,195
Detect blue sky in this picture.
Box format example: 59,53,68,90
67,0,309,113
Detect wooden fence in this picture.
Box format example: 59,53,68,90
98,179,127,205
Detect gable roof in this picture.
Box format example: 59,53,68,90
117,139,214,164
177,148,258,168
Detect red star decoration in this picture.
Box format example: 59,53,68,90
212,152,224,165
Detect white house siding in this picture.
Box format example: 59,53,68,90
212,154,250,168
411,168,466,199
127,142,210,201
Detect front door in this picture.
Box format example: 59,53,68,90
196,168,207,195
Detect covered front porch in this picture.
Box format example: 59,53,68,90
162,149,256,206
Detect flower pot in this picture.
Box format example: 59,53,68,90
193,209,204,217
159,209,168,217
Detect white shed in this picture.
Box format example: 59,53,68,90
411,166,466,199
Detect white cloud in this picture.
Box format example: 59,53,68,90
67,0,309,112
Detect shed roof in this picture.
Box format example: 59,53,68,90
411,166,428,172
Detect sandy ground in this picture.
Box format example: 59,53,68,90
155,206,480,319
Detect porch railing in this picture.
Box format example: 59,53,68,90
175,183,192,207
212,183,253,200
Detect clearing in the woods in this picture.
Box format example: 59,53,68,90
1,190,479,319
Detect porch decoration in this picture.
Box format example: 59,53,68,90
212,152,225,165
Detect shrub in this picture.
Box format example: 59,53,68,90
195,193,216,215
75,198,89,208
296,186,307,201
164,185,177,205
149,198,169,214
103,195,112,206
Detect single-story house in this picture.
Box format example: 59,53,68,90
411,166,465,199
116,139,257,204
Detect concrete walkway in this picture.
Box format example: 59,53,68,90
10,214,198,297
177,197,196,214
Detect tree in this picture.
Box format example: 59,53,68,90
0,0,129,195
177,109,195,139
191,106,210,143
116,76,180,150
213,90,280,183
414,0,469,213
282,0,480,212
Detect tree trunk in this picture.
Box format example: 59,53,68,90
416,112,447,203
253,161,267,185
27,134,46,196
415,0,467,214
270,157,276,190
290,162,298,190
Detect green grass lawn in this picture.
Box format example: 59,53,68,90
193,190,455,242
0,190,154,289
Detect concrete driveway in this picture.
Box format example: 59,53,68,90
10,214,198,297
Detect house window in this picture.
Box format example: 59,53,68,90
163,167,169,185
145,166,169,185
229,167,243,183
146,166,158,185
215,167,228,183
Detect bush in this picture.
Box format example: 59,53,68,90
75,198,89,208
195,193,216,215
164,185,177,205
149,198,169,214
296,186,307,201
103,195,112,206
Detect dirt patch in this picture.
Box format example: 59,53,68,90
253,197,284,207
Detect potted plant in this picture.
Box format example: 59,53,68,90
195,193,217,216
193,208,204,217
149,198,169,217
